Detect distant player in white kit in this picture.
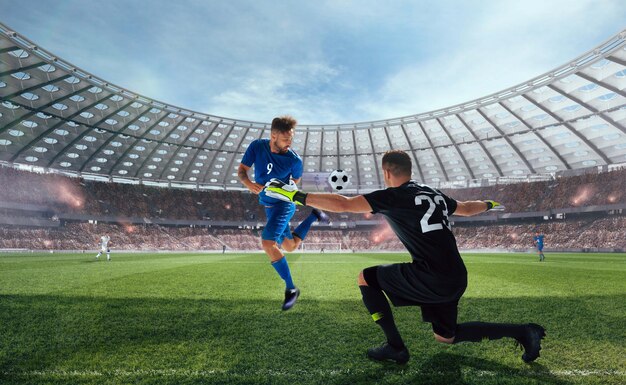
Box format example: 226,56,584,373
95,234,111,261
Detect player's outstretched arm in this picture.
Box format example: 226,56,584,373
454,200,504,216
306,193,372,213
265,181,372,213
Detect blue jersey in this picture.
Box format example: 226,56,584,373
533,235,544,248
241,138,303,205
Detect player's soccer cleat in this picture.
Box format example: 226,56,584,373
312,208,330,224
282,287,300,311
515,323,546,363
366,342,410,364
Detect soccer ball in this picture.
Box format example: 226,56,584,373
328,169,350,191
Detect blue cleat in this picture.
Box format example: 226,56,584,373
282,287,300,311
312,208,330,224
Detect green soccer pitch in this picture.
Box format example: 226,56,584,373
1,252,624,385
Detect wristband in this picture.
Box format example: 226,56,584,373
293,191,308,205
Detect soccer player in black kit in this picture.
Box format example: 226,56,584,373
266,150,546,364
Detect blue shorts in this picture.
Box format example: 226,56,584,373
537,245,543,251
262,200,296,244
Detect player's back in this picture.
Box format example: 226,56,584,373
365,181,465,278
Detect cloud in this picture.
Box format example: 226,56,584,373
203,61,346,123
3,0,625,124
355,0,626,121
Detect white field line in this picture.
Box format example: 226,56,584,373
207,261,371,264
3,368,625,378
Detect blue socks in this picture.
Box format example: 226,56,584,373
272,256,295,290
271,212,319,290
293,212,318,240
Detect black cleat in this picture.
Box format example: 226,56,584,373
516,323,546,363
312,208,330,224
366,342,409,364
282,287,300,311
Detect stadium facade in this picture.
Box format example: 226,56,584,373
1,23,625,191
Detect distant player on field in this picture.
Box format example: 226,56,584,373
533,233,545,262
95,234,111,261
238,115,329,311
266,150,545,364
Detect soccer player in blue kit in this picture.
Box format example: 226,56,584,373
238,116,328,310
533,233,545,262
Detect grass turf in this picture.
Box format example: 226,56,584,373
0,251,624,384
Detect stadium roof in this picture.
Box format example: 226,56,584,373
1,23,625,191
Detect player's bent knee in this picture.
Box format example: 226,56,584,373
281,239,299,252
261,240,278,252
357,270,368,286
434,333,455,344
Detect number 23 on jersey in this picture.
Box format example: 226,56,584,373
415,194,451,233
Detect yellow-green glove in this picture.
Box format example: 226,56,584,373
264,178,308,205
485,200,505,211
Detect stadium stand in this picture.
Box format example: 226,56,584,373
0,165,624,252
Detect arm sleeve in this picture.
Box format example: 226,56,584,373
240,140,256,167
291,157,303,180
363,188,395,214
438,189,458,215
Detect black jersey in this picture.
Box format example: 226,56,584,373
364,181,466,280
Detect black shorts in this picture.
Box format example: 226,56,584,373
363,264,462,338
420,302,459,338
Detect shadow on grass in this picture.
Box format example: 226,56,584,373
337,352,574,385
0,294,622,384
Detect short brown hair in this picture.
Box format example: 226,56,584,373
271,115,297,133
382,150,412,177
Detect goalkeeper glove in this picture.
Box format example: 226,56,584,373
264,178,308,205
484,200,504,211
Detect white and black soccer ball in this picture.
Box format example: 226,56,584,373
328,169,350,191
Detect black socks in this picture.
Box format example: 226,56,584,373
454,322,525,343
360,286,527,348
359,285,405,349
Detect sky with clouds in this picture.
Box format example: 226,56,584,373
2,0,625,124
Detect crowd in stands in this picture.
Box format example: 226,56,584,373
443,168,626,213
1,166,624,223
0,167,265,221
452,216,626,250
1,215,624,251
1,165,624,252
0,222,258,251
